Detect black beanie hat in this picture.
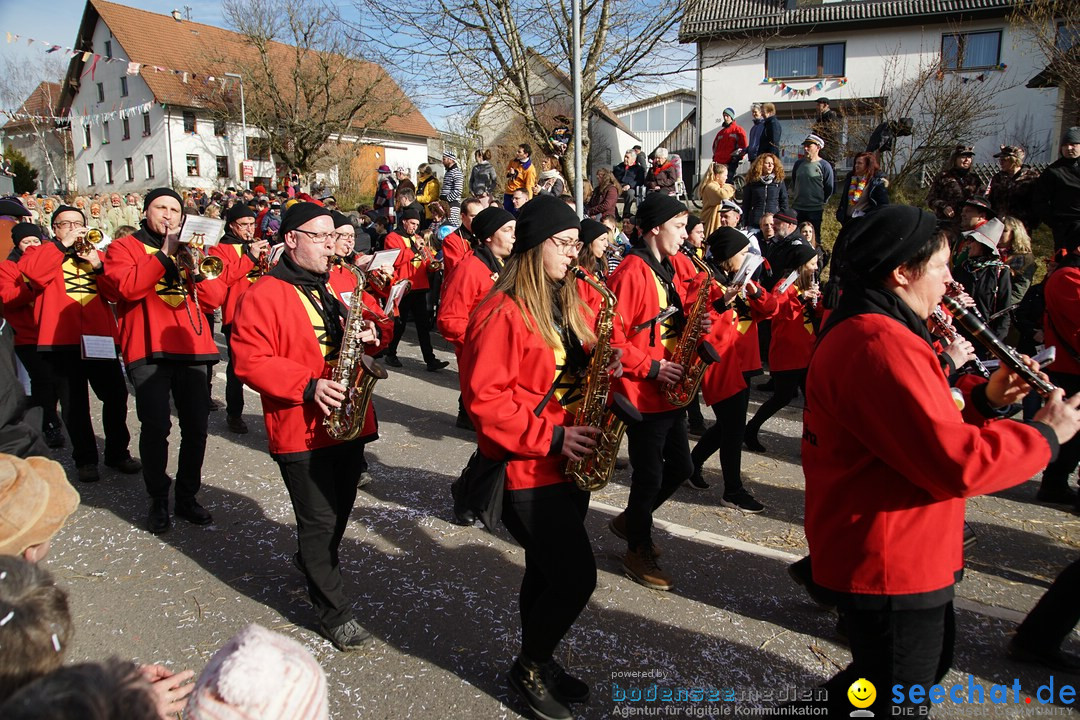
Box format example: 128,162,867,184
774,242,818,274
226,204,256,223
51,205,85,227
399,206,422,222
471,207,515,243
838,205,937,285
580,218,610,245
279,201,332,239
685,214,702,236
706,227,749,262
637,193,687,233
143,187,183,212
513,194,580,254
330,210,352,229
11,222,42,243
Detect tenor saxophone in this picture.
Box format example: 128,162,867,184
324,265,389,441
664,246,721,408
566,268,641,492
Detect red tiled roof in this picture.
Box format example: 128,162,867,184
60,0,438,139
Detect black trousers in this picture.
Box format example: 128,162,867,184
747,368,806,436
14,345,61,430
1041,372,1080,492
822,602,954,716
222,325,245,417
686,391,705,428
41,349,130,467
388,290,436,363
128,362,210,502
1017,556,1080,651
502,483,596,663
624,409,693,551
691,387,750,495
278,440,365,628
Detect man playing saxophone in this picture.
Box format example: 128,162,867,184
230,202,388,652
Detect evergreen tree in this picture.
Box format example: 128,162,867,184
3,146,38,195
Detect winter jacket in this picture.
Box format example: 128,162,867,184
712,122,748,165
469,161,498,197
835,172,889,224
613,162,644,191
1034,156,1080,248
759,115,782,158
747,118,765,162
742,178,789,228
645,162,677,194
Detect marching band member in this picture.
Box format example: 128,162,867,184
803,205,1080,716
744,243,821,453
208,205,270,435
575,219,611,285
608,193,709,591
440,197,483,277
689,228,773,512
19,206,139,483
437,207,515,432
460,194,603,720
231,202,389,651
382,207,449,371
104,189,227,534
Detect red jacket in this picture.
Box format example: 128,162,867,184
231,272,391,457
209,239,259,327
735,285,777,374
460,292,577,491
767,284,821,372
440,229,471,279
384,231,432,292
609,252,701,414
103,230,227,367
699,285,756,406
0,255,39,346
804,313,1052,597
437,250,498,355
711,122,748,164
1044,266,1080,376
18,240,118,351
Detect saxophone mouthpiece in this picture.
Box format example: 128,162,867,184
572,266,586,280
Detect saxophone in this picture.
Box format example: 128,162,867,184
664,246,721,408
567,268,642,492
323,265,389,441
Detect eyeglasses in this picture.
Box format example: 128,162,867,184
549,235,583,254
292,228,336,243
54,221,86,230
332,231,355,241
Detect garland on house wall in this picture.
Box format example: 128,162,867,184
760,76,848,98
3,101,162,126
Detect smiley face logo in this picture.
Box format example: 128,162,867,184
847,677,876,709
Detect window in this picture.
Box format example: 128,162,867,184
124,157,133,182
145,154,155,179
766,42,845,79
183,111,197,133
186,154,200,176
214,118,226,136
941,30,1001,70
1057,22,1080,51
96,82,104,103
648,106,664,132
122,117,130,141
120,77,128,97
104,40,112,59
87,163,95,186
142,110,151,136
248,137,272,161
630,110,646,133
102,120,110,145
82,124,91,148
104,160,113,184
216,156,229,178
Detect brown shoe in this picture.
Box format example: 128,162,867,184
608,512,661,557
623,545,673,591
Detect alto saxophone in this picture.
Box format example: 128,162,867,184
567,268,641,491
324,266,389,441
664,246,721,408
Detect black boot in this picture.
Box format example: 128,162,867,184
508,657,572,720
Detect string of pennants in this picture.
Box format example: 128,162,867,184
760,77,848,98
3,100,162,126
4,30,239,88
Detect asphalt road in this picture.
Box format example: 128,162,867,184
40,329,1080,719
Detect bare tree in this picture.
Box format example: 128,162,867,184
1012,0,1079,124
206,0,409,175
344,0,733,186
0,56,73,194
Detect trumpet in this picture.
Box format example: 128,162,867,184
176,233,224,280
73,228,102,255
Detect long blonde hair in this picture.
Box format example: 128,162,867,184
476,243,595,349
695,162,727,198
1001,215,1032,254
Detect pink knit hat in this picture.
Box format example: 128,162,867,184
185,624,328,720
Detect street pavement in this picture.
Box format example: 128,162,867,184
41,330,1080,718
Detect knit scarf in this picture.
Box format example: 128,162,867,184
269,252,347,351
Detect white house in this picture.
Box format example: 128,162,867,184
58,0,438,196
1,82,74,194
614,90,698,181
680,0,1063,175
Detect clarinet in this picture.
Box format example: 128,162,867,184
941,295,1057,398
929,307,990,378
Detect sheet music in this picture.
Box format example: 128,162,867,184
178,216,225,247
81,335,117,360
267,244,286,269
776,269,800,294
383,280,410,315
356,249,400,273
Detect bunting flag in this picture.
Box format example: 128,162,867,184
3,28,242,89
2,100,161,125
759,76,849,98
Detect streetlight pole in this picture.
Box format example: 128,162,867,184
223,72,247,183
571,0,582,215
